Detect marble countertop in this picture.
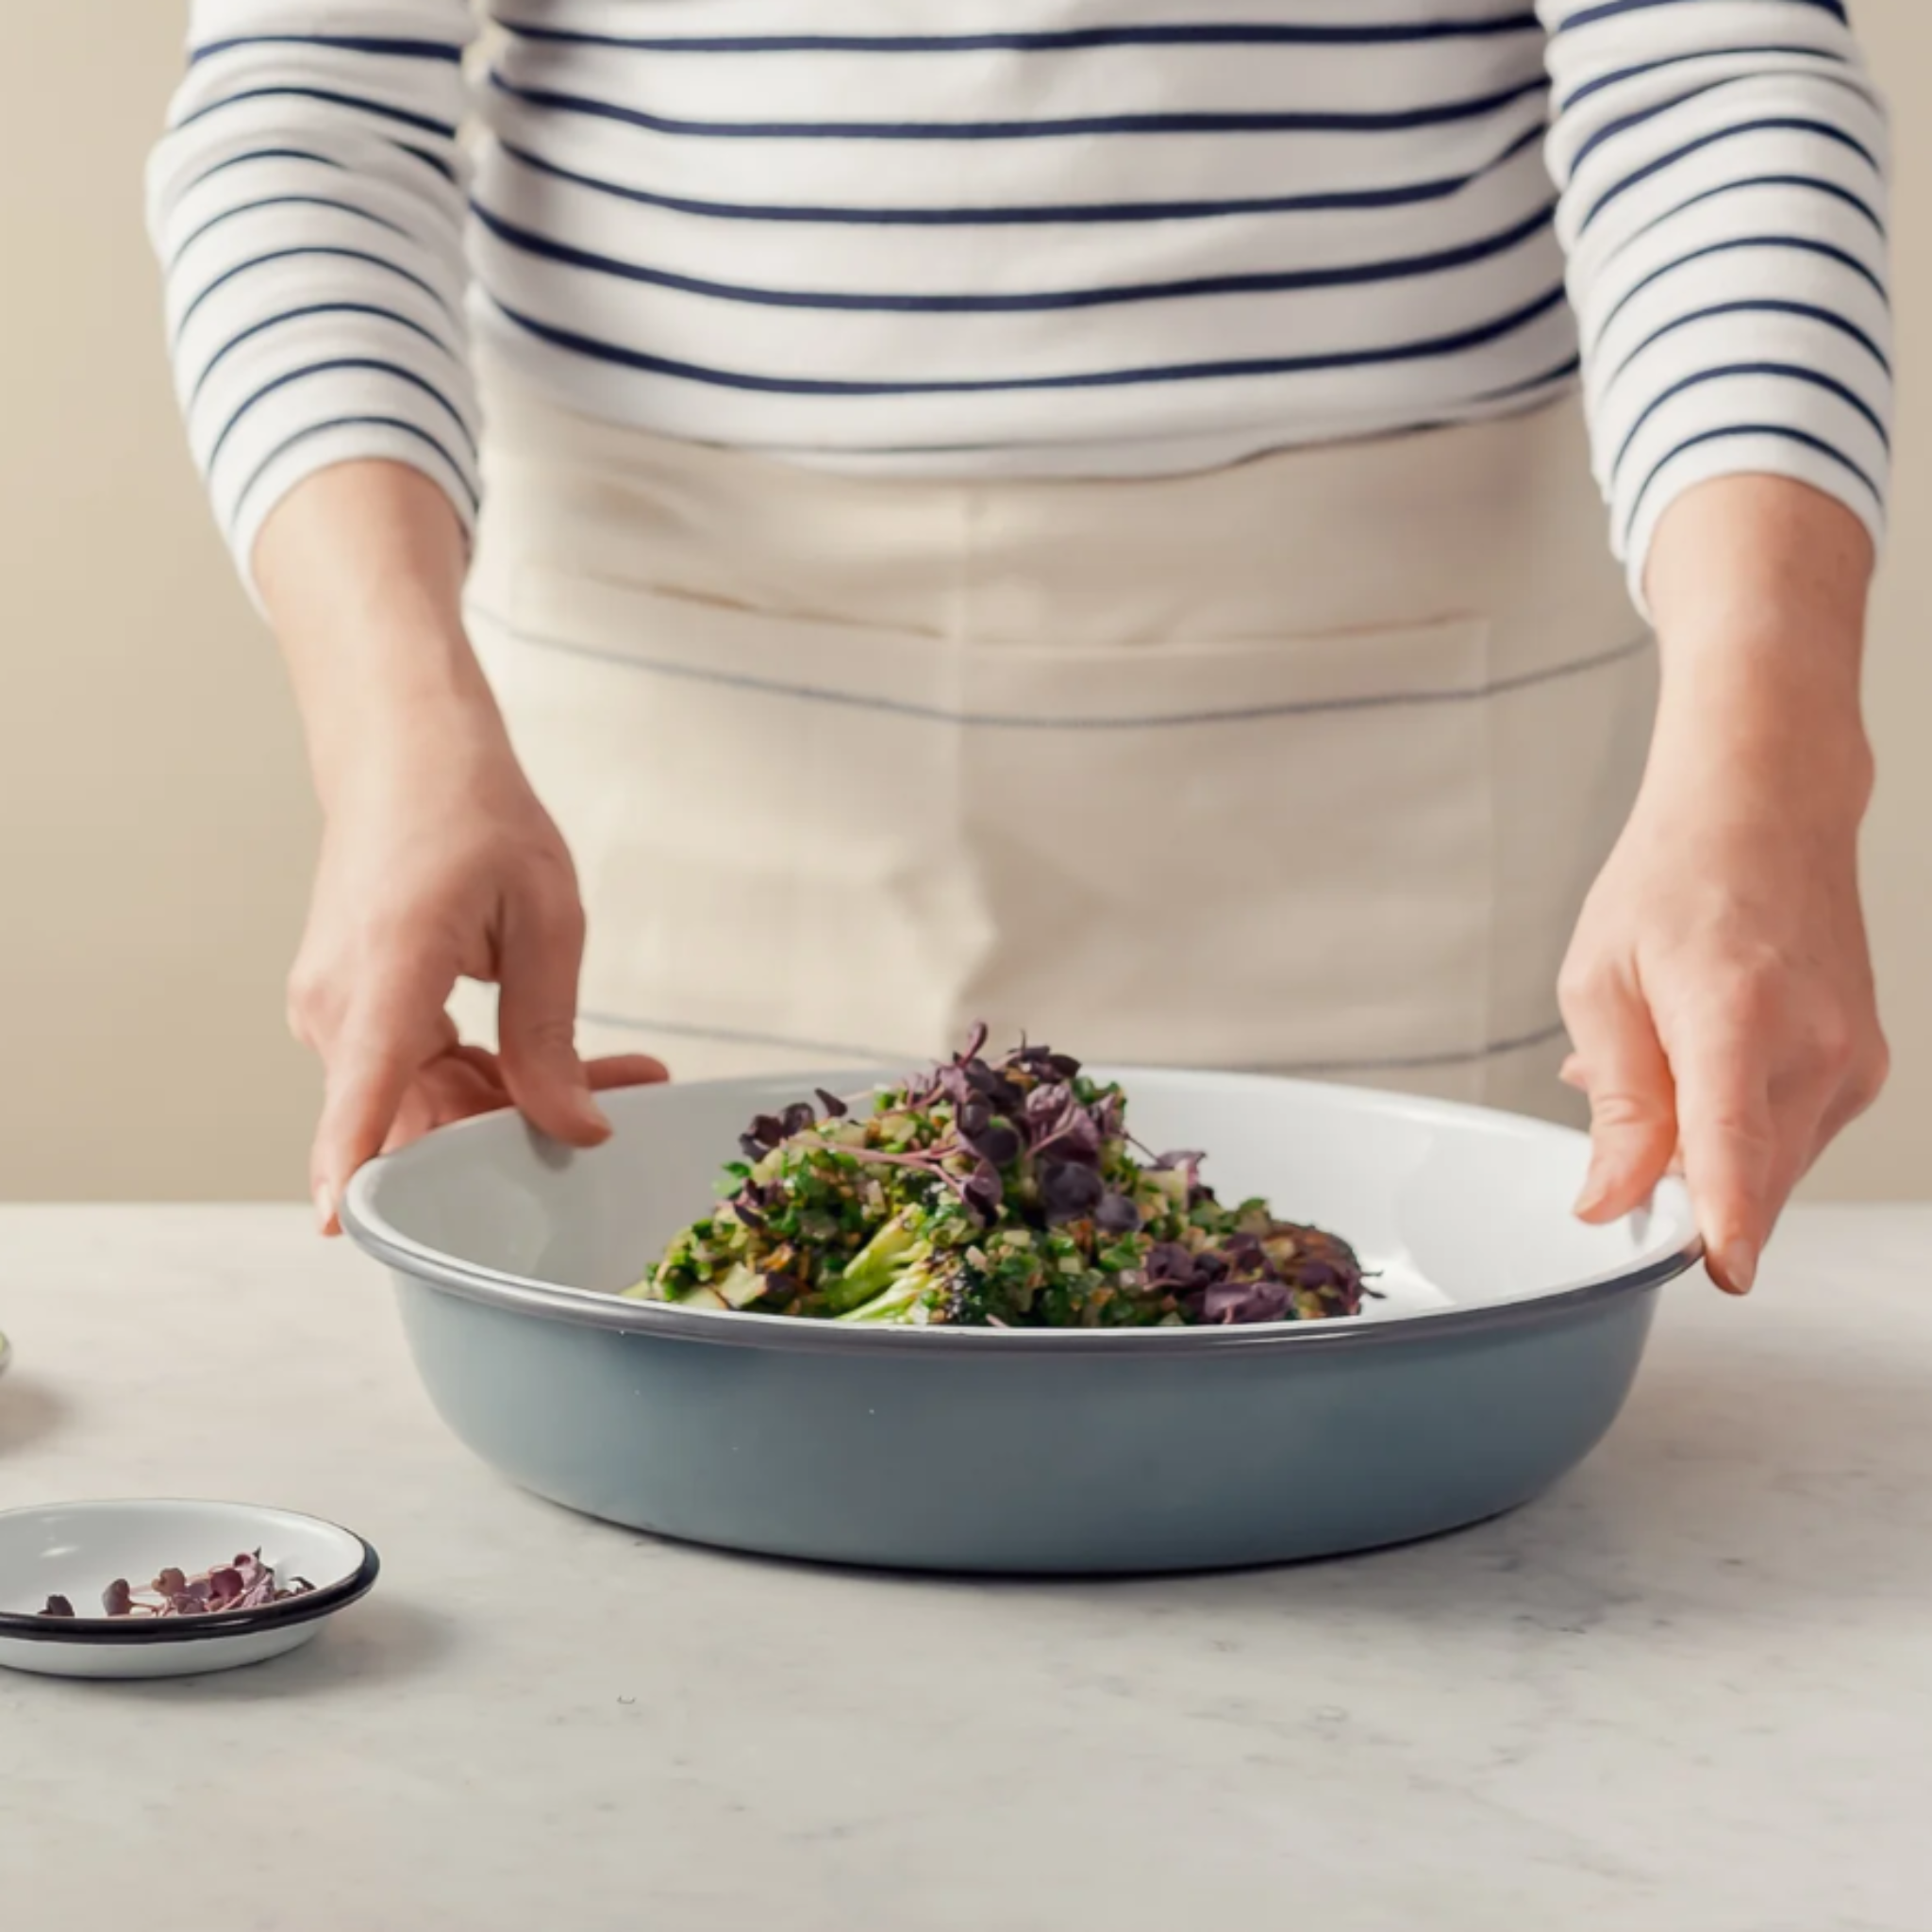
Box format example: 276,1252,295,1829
1,1205,1926,1931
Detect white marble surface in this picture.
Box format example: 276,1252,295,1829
1,1205,1927,1931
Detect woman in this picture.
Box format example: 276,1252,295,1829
149,2,1890,1294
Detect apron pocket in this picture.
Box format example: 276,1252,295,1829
943,618,1500,1081
469,560,1503,1090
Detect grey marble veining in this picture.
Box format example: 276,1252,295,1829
1,1205,1926,1931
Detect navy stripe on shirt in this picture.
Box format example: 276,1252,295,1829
188,301,464,408
184,149,346,192
168,194,415,269
485,283,1569,396
1570,69,1876,175
1557,44,1849,113
490,125,1548,227
190,36,464,64
228,414,480,531
1603,297,1891,391
1596,233,1884,342
173,244,458,342
470,196,1557,313
1577,115,1881,234
490,17,1544,53
1622,419,1874,541
486,70,1549,142
1614,173,1885,254
1609,358,1888,479
174,84,458,141
1557,0,1845,34
208,356,476,475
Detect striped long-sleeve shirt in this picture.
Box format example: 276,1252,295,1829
146,1,1892,609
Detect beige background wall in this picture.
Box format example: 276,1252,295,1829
0,5,1924,1202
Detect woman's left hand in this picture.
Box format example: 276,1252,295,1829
1558,747,1885,1294
1557,476,1887,1296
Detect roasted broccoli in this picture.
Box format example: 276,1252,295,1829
627,1028,1365,1328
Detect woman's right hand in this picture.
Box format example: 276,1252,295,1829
254,460,664,1234
291,708,666,1234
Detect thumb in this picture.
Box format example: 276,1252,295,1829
1562,965,1679,1224
495,878,608,1146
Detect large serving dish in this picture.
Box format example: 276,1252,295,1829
342,1069,1699,1574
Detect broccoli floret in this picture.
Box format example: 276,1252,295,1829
822,1214,924,1313
838,1255,962,1324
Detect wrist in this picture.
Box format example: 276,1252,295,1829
307,632,513,813
1642,473,1874,818
1654,620,1869,781
1645,663,1873,842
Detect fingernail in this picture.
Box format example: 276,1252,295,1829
1718,1241,1757,1296
1574,1167,1608,1219
314,1185,335,1235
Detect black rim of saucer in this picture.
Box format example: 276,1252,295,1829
0,1536,379,1644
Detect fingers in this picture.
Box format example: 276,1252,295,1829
382,1049,666,1158
309,955,458,1232
385,1051,511,1151
1812,1017,1890,1154
585,1053,670,1090
316,1025,670,1223
494,869,609,1145
1674,991,1888,1297
1673,1018,1779,1297
1560,965,1679,1225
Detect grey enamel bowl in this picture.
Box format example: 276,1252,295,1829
341,1069,1700,1574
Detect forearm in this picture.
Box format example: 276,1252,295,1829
254,459,507,812
1641,474,1875,821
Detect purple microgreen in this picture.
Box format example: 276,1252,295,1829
1040,1160,1104,1224
1144,1241,1199,1291
962,1160,1005,1221
1024,1085,1103,1166
53,1553,317,1621
1094,1191,1142,1236
1184,1278,1292,1324
963,1059,1026,1113
815,1088,850,1119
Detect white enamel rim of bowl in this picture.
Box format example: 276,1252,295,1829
0,1500,380,1646
341,1068,1705,1356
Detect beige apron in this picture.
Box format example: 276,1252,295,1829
455,361,1654,1124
